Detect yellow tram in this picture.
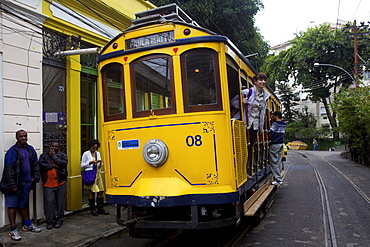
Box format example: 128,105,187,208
97,4,281,235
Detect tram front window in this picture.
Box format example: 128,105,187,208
181,49,222,113
102,63,125,121
133,55,175,117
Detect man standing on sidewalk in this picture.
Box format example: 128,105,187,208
39,141,68,230
269,111,286,185
0,130,41,241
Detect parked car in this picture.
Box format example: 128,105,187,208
286,141,308,150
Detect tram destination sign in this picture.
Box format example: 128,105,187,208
126,31,174,50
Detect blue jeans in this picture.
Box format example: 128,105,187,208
5,181,33,208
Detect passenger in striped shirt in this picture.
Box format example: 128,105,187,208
269,111,286,185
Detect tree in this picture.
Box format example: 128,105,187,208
285,107,318,141
275,81,300,124
148,0,269,66
262,24,370,139
332,86,370,165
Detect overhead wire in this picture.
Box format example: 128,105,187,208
6,0,357,93
351,0,362,21
0,4,43,35
307,72,351,86
190,1,226,35
1,0,129,69
0,23,43,46
230,1,260,41
25,31,36,108
280,71,353,94
302,74,353,91
0,0,130,48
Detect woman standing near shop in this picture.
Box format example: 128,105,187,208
81,139,109,216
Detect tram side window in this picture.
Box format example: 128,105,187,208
132,55,175,117
227,64,240,118
102,64,125,121
181,49,222,113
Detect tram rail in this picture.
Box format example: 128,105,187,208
300,153,338,247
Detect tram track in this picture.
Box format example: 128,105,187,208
143,152,370,247
299,153,338,247
143,176,289,247
298,151,370,247
311,153,370,205
141,223,253,247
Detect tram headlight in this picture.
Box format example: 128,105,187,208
142,139,168,167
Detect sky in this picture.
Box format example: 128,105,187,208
255,0,370,47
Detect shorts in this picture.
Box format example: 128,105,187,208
5,181,33,208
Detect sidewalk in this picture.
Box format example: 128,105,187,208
0,205,126,247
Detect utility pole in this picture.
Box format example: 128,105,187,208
353,20,359,79
342,20,370,87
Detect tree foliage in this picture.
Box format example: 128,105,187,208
275,81,300,123
285,107,318,141
262,24,370,136
331,86,370,165
148,0,269,67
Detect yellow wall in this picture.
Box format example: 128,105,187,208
101,0,155,19
41,0,155,211
66,55,82,210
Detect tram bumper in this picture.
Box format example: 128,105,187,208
111,192,241,230
117,204,240,230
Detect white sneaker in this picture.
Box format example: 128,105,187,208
272,180,282,185
9,229,21,241
22,224,41,232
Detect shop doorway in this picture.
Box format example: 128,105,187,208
42,63,67,154
81,74,98,204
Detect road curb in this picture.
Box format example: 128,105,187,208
75,226,127,247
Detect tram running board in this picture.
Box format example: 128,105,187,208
243,170,286,216
243,178,276,216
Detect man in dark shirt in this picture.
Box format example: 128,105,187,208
269,111,286,185
39,141,68,230
1,130,41,241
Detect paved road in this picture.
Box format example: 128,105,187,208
238,150,370,247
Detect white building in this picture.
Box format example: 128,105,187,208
0,0,45,226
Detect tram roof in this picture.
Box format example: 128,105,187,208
99,21,257,75
99,4,255,72
98,4,279,102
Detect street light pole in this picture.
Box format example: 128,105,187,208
313,63,357,88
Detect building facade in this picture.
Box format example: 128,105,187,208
0,0,154,227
